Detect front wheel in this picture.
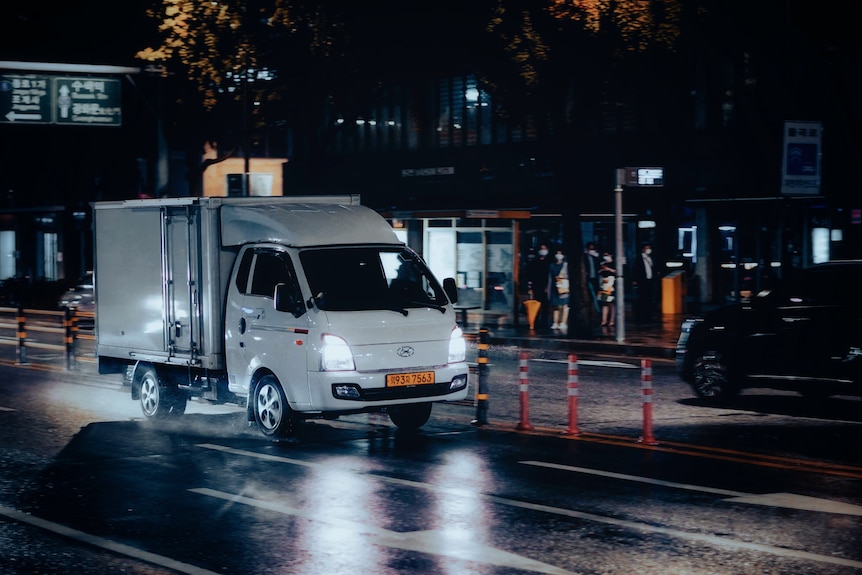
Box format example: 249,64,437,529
253,375,297,439
388,402,432,430
138,365,187,418
691,351,738,399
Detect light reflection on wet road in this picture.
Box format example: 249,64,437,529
1,358,861,574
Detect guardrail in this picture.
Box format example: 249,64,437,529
0,306,94,369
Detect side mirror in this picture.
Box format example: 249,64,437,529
443,277,458,304
275,283,305,318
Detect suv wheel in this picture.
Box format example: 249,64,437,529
691,351,737,399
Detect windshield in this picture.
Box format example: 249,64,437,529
300,246,449,312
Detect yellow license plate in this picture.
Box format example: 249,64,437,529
386,371,435,387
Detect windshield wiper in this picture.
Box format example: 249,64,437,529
401,300,447,313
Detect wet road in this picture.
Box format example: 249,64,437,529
1,353,861,574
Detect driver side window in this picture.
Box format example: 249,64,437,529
250,250,299,300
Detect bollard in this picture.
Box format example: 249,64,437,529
472,327,490,426
65,308,76,371
638,359,658,445
16,307,28,365
516,351,534,431
565,354,581,436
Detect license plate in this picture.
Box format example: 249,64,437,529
386,371,435,387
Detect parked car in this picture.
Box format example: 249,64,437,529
58,272,94,315
677,260,862,399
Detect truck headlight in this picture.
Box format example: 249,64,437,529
322,334,355,371
448,326,466,363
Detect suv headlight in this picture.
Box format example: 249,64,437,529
321,334,355,371
448,326,466,363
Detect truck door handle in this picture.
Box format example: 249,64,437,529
238,317,246,335
240,307,265,320
174,320,182,338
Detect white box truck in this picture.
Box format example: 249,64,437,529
94,196,469,438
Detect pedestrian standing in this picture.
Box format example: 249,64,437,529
633,243,657,324
584,242,601,313
525,244,552,329
549,250,569,331
598,252,616,328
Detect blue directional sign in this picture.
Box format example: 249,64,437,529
0,74,51,123
0,73,121,126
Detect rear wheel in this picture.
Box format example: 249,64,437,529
691,351,737,399
138,365,187,418
253,375,297,439
388,402,432,430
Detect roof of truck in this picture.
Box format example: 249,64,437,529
219,200,401,247
94,196,401,248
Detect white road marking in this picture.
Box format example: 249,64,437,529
521,460,748,497
192,487,576,575
521,460,862,517
0,505,222,575
725,492,862,516
0,405,15,411
197,443,862,570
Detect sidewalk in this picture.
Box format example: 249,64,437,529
464,312,685,361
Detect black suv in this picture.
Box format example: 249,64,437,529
677,260,862,399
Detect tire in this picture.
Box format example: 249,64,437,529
253,375,297,439
138,365,187,418
388,402,432,430
691,351,737,399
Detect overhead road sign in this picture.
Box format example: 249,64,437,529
0,62,138,126
1,73,122,126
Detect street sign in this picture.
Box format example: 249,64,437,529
781,120,821,195
0,73,121,126
53,77,121,125
0,74,51,123
623,167,664,187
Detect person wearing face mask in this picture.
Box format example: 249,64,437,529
548,250,569,331
524,244,552,329
633,243,657,324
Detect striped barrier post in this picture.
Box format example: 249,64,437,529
472,327,490,426
639,359,658,445
65,308,76,371
516,351,534,431
17,307,28,365
565,354,581,436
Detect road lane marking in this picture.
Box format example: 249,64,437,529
508,425,862,479
0,405,15,411
0,505,221,575
191,487,577,575
520,460,862,517
724,492,862,515
196,443,862,570
520,460,748,497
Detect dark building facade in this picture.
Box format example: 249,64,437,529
2,3,858,319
